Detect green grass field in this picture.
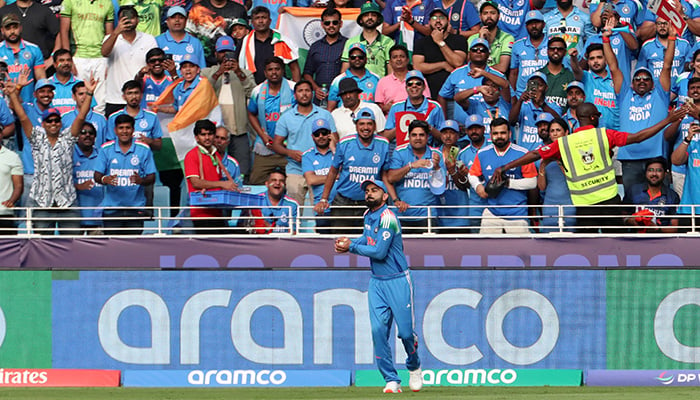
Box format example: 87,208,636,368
0,387,698,400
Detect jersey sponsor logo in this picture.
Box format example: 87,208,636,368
348,156,356,162
130,155,140,166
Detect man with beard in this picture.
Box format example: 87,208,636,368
384,70,444,145
0,0,58,67
386,120,445,233
438,39,508,121
62,81,108,146
467,1,514,74
0,14,45,103
458,114,488,228
303,118,335,233
666,79,700,199
239,6,300,85
509,72,560,151
106,82,163,150
334,178,422,394
468,117,537,234
413,8,467,100
72,122,104,234
623,158,679,233
332,78,385,140
247,57,295,185
509,10,548,98
184,119,239,234
272,80,336,206
563,81,585,132
459,76,511,138
48,50,81,115
314,107,390,234
638,18,692,86
543,0,594,57
328,43,380,111
136,48,177,110
537,37,574,109
376,45,430,115
571,43,618,129
583,8,638,86
257,167,299,234
341,1,395,78
608,19,675,196
303,7,347,106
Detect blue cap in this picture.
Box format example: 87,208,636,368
41,107,61,121
430,7,449,17
465,114,485,128
470,38,490,51
525,10,544,23
215,36,236,52
439,120,460,132
167,6,187,18
34,78,55,92
353,107,375,122
312,118,331,134
633,66,653,78
180,53,200,68
566,81,585,92
405,70,425,84
348,42,367,55
528,71,548,83
535,113,554,125
361,178,387,193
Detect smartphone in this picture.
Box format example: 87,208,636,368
164,53,173,61
449,146,459,160
526,80,539,94
224,52,237,61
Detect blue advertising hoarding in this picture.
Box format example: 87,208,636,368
51,271,606,370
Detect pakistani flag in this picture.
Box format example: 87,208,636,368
276,7,363,71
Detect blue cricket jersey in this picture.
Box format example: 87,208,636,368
142,75,173,109
155,31,206,71
333,134,391,201
492,0,533,38
73,145,104,225
389,144,445,219
439,64,506,119
302,147,335,211
0,40,44,103
510,37,550,97
259,191,299,233
458,144,488,225
49,74,80,115
222,153,243,186
617,84,669,160
107,109,163,142
328,69,380,104
275,105,336,175
349,203,408,277
679,137,700,214
515,101,561,151
62,109,108,147
583,69,619,129
638,37,692,86
543,7,595,56
95,140,157,208
585,31,635,86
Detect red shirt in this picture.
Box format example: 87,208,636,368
184,146,225,218
537,125,629,160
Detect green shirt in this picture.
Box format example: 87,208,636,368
538,66,574,110
153,138,181,172
120,0,164,37
342,33,395,78
60,0,114,58
468,29,514,69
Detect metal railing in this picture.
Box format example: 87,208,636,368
0,204,697,237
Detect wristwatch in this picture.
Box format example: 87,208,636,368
438,40,446,48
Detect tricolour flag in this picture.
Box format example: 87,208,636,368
277,7,363,70
152,78,222,161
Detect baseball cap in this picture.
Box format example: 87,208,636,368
1,13,19,28
348,42,367,55
180,53,200,68
312,118,331,134
231,17,249,27
645,156,668,171
465,114,485,128
430,7,449,18
405,70,425,84
353,107,376,122
535,113,554,125
338,78,362,95
34,78,55,92
440,120,460,132
528,71,548,83
470,38,490,51
633,66,653,78
361,178,387,193
41,107,61,122
525,10,544,23
479,0,499,13
166,6,187,18
566,81,585,92
215,36,236,53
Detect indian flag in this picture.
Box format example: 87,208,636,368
277,7,363,71
152,78,222,161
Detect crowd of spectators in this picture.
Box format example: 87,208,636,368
0,0,698,235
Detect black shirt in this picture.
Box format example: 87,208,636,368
253,35,275,84
414,33,467,99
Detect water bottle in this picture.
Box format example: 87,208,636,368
320,84,329,109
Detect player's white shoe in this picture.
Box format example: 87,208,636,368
383,381,402,393
408,368,423,392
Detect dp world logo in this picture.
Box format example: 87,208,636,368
655,371,674,385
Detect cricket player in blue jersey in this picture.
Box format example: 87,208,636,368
335,178,422,394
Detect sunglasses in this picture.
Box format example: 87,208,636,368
313,130,330,137
471,47,487,53
148,58,164,64
44,118,61,124
349,54,366,60
548,47,566,51
406,81,423,87
633,76,652,82
323,20,340,26
80,129,96,136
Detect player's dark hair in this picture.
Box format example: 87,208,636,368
52,48,71,63
114,114,135,128
688,77,700,90
264,56,285,69
549,117,570,135
121,80,142,93
321,7,341,19
193,119,216,136
548,36,566,48
71,81,85,95
490,117,509,131
294,79,313,92
145,47,165,62
389,44,409,58
250,6,270,17
408,119,430,134
586,43,603,58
